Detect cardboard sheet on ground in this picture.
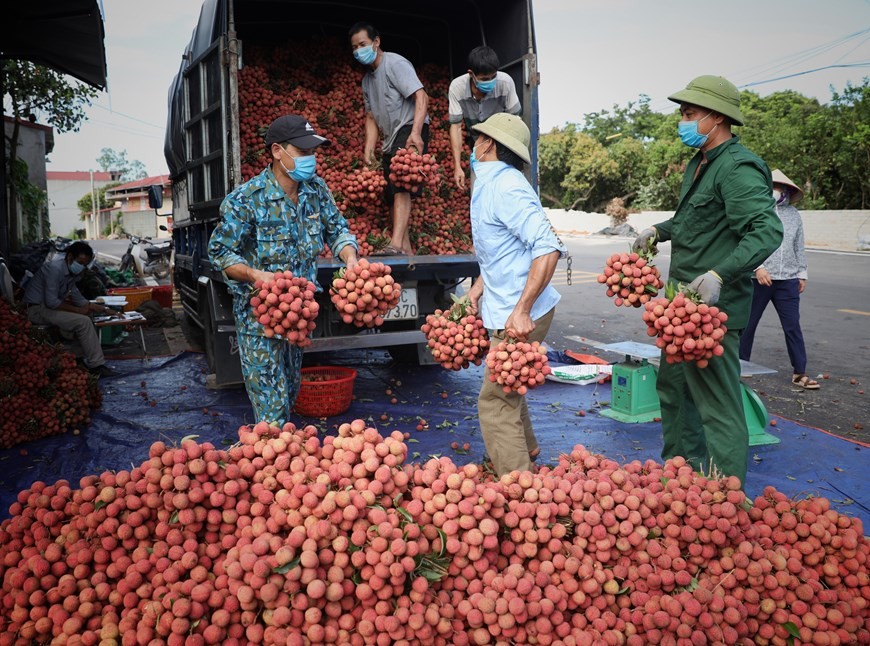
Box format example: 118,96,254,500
1,352,866,530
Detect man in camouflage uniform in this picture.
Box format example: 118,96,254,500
209,115,359,424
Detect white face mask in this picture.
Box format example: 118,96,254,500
773,188,789,206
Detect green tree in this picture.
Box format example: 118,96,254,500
824,82,870,208
96,148,148,182
560,133,620,211
582,95,667,145
538,125,579,207
77,183,120,220
2,60,99,246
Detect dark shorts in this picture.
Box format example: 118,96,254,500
382,122,430,206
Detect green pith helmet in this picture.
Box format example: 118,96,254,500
471,113,531,164
668,75,744,126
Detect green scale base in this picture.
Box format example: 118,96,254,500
598,357,780,445
599,359,661,424
743,384,780,446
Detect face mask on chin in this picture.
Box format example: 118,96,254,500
470,140,492,173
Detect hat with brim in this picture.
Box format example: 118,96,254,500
771,169,804,204
471,113,531,164
265,115,330,149
668,75,744,126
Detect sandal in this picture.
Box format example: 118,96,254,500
372,244,406,256
792,374,820,390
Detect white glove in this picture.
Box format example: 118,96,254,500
687,271,722,305
633,227,657,252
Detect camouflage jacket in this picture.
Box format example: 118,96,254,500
208,166,358,336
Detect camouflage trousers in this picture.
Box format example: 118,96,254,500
237,332,303,426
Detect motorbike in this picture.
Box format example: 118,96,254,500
119,226,172,279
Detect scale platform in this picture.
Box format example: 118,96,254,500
595,342,780,445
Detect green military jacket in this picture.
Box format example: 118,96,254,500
654,136,783,329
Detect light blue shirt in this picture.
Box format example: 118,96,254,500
22,257,88,308
470,161,564,329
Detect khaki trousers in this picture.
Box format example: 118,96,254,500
478,307,555,477
27,304,105,368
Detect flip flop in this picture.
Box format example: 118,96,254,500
792,374,821,390
372,245,405,256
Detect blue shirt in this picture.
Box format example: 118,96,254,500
470,161,563,329
22,257,88,308
208,166,358,337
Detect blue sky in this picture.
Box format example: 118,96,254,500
43,0,870,176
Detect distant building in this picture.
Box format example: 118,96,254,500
46,170,121,238
4,116,54,246
105,175,173,238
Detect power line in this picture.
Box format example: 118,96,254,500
89,103,165,130
733,27,870,83
738,62,870,89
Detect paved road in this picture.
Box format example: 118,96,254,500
544,235,870,443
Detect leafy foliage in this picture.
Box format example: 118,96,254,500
77,183,120,220
2,61,98,133
540,79,870,211
96,148,148,182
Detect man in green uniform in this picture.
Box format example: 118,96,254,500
633,75,783,486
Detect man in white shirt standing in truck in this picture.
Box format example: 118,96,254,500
448,45,521,190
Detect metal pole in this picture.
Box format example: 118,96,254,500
90,169,96,239
0,67,9,256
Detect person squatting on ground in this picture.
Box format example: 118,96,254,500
448,45,521,190
633,75,783,486
739,169,820,390
209,115,359,424
22,241,118,378
464,113,566,477
349,21,429,256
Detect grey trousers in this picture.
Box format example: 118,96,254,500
27,304,105,368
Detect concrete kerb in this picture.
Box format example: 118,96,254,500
544,208,870,254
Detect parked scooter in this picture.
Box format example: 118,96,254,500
119,227,172,279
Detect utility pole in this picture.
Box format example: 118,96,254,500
90,169,96,239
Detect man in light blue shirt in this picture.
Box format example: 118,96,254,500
23,241,117,377
465,113,565,477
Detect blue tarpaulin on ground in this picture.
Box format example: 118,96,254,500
1,351,867,529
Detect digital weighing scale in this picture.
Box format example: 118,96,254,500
595,341,780,446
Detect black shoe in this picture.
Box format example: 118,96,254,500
90,364,119,378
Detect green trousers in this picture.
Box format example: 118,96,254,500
657,329,748,485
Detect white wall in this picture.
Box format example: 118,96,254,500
545,209,870,252
47,178,116,237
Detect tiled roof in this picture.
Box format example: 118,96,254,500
109,175,171,192
47,171,116,181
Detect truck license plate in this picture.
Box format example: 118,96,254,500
383,288,418,320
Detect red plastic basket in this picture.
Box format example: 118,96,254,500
293,366,357,417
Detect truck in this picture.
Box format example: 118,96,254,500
164,0,540,387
